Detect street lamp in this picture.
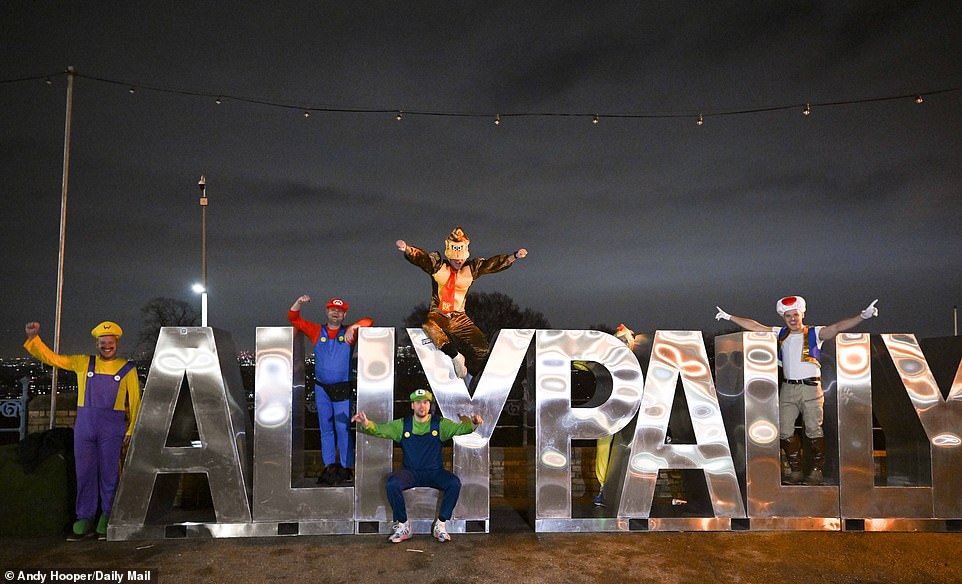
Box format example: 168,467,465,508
198,175,208,326
192,283,207,327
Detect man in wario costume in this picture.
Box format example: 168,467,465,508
715,296,878,484
395,227,527,380
352,389,483,543
24,320,141,540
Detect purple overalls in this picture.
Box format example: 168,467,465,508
74,356,136,520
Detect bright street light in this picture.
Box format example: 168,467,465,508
198,176,208,327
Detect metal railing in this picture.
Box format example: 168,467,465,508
0,377,29,441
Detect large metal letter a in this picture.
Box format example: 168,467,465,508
110,327,253,539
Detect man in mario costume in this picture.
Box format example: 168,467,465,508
352,389,482,543
24,320,141,540
395,226,527,382
288,294,372,486
714,296,879,484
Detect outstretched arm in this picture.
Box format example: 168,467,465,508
290,294,311,311
715,306,769,332
443,415,482,439
287,297,322,343
819,299,879,340
458,413,484,427
352,412,404,441
397,239,444,273
474,248,528,276
23,321,74,370
500,248,527,266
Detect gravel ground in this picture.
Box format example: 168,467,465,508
2,502,960,584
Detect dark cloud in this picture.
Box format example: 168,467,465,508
1,2,960,356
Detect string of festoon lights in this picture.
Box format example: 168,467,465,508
4,68,962,126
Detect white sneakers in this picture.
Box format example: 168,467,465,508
388,521,411,543
388,519,451,543
452,353,468,378
433,519,451,543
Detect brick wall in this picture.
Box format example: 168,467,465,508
27,395,78,434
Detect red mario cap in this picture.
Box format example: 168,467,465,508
326,298,348,311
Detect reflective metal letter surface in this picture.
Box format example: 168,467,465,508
110,327,253,539
715,332,839,530
838,333,962,527
251,327,354,533
619,331,745,528
408,328,533,530
354,327,396,527
534,330,643,531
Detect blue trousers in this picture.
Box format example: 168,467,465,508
315,386,353,467
386,468,461,523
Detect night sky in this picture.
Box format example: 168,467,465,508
2,2,960,358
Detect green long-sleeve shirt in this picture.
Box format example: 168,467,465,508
359,414,475,443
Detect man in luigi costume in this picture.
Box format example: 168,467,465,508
24,320,141,540
352,388,482,543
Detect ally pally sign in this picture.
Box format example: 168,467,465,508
109,327,962,539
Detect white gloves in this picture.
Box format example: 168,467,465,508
861,299,879,320
715,306,732,321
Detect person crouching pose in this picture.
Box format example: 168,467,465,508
352,389,482,543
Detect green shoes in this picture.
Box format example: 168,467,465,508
65,515,108,541
96,514,109,540
66,518,94,541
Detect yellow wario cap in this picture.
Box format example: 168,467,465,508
91,321,123,338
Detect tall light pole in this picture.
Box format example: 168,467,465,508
198,175,208,327
50,66,76,429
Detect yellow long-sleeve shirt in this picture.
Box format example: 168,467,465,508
24,336,142,436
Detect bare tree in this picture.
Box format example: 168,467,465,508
585,323,616,335
137,297,201,356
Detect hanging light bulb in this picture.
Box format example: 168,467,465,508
396,111,403,121
915,95,924,104
44,77,53,86
494,113,501,126
803,103,812,116
128,86,136,95
696,113,704,126
592,114,599,125
303,111,310,118
214,97,222,105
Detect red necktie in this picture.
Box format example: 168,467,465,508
440,265,457,314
